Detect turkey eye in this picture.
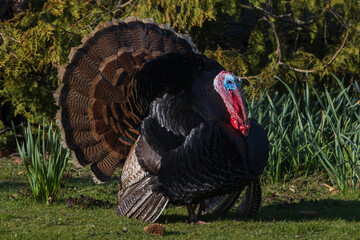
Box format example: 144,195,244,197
227,80,232,85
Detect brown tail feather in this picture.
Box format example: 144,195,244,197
56,17,197,182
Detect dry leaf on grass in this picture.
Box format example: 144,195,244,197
13,157,22,165
144,223,166,236
11,194,18,200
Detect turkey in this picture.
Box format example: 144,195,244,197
55,17,269,224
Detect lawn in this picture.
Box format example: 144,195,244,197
1,156,359,240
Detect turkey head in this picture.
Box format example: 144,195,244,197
213,71,251,137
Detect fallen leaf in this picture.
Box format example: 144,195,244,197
144,223,165,236
11,194,18,200
18,171,24,175
13,157,22,165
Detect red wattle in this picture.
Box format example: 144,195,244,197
231,116,251,137
231,117,239,129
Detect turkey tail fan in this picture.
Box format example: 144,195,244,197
236,178,262,218
55,17,197,182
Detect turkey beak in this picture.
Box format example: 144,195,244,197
232,87,251,137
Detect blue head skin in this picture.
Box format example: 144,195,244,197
223,74,241,91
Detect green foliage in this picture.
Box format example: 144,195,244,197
248,76,360,192
308,76,360,192
133,0,216,29
13,119,70,203
0,0,120,122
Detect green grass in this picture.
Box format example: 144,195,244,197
1,157,359,239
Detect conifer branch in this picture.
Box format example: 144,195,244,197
0,32,19,58
241,4,349,74
80,0,134,32
125,0,138,18
0,32,20,43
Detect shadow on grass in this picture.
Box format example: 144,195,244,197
259,199,360,222
158,199,360,224
64,175,120,187
0,176,97,194
0,181,28,192
162,231,182,236
64,176,94,186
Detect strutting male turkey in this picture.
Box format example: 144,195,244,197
55,17,269,224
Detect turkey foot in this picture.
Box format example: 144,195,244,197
187,205,210,225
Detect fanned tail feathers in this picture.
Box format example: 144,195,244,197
55,17,197,182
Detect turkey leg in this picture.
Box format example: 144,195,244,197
187,204,210,225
